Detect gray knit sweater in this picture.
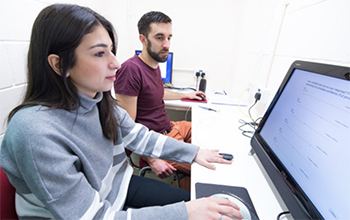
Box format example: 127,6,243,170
0,92,198,220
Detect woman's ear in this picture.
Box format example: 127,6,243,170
47,54,62,76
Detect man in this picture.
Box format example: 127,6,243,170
114,11,205,190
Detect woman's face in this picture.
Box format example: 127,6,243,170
67,24,120,98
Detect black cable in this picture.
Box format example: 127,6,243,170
238,90,262,138
277,211,291,220
248,89,261,119
164,85,196,91
163,83,196,91
238,117,262,138
248,99,258,120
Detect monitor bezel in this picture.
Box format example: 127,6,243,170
135,50,173,84
250,60,350,220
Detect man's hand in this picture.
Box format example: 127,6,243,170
144,157,177,178
164,89,206,100
185,91,206,100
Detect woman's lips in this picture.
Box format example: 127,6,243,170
106,75,116,81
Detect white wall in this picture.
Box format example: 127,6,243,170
235,0,350,114
1,0,350,143
0,0,127,144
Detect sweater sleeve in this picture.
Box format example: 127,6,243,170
116,106,200,163
1,108,101,219
126,201,189,220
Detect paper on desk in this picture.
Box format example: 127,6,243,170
209,95,247,106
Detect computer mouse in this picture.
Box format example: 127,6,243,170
196,95,206,101
211,193,251,220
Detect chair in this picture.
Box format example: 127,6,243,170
126,150,181,187
0,167,18,220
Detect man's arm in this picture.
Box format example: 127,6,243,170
163,89,206,100
115,94,138,121
116,92,178,178
144,157,177,178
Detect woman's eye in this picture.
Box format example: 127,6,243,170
95,51,105,57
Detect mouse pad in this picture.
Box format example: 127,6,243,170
181,98,207,103
195,182,260,220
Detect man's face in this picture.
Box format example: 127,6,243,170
145,22,172,63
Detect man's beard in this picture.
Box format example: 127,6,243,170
146,39,168,62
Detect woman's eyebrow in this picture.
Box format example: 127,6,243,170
89,43,110,49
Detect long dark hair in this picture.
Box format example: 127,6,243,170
8,4,119,143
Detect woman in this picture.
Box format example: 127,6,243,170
0,4,242,220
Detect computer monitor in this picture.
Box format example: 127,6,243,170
135,50,173,84
250,60,350,220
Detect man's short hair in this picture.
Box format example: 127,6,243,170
137,11,172,37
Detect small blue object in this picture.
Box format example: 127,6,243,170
214,90,227,95
198,106,217,112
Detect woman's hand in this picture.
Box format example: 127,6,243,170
186,197,243,220
194,149,232,170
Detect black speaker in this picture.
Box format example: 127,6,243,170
199,78,207,93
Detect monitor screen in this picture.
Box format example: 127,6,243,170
135,50,173,84
251,60,350,220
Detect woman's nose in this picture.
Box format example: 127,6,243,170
110,55,121,70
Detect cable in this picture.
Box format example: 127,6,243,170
164,84,196,91
238,117,262,138
163,83,175,88
238,89,262,138
238,89,251,118
184,106,191,122
195,71,200,90
254,88,261,101
248,89,261,120
277,211,291,220
248,99,258,120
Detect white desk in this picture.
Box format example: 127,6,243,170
190,105,292,220
164,94,292,219
164,89,245,111
164,99,197,111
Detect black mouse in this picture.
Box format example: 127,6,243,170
197,95,206,101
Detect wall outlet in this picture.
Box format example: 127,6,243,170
260,88,271,104
248,82,271,104
248,82,260,95
194,69,207,78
